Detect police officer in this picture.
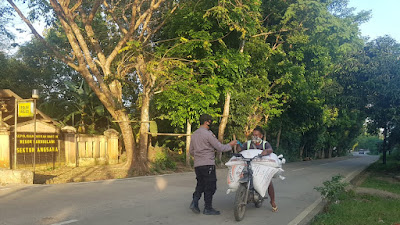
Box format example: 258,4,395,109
189,114,237,215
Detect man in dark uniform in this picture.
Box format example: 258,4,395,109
189,114,237,215
237,126,278,212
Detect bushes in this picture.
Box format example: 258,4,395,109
314,175,349,202
391,146,400,161
152,149,177,172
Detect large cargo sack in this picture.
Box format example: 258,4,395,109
225,157,246,191
225,150,286,194
251,164,280,197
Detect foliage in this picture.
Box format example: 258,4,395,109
353,135,382,155
314,175,349,202
0,2,15,50
342,36,400,163
152,149,177,172
4,0,398,168
0,49,61,99
366,154,400,174
311,192,400,225
42,80,112,134
313,152,400,225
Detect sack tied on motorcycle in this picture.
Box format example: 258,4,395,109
225,152,285,196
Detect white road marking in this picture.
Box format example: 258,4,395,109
292,168,305,172
288,197,322,225
0,188,11,191
50,219,78,225
320,163,331,166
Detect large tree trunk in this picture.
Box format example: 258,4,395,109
328,147,333,158
218,92,231,141
218,92,231,165
382,126,388,165
299,144,305,159
186,120,192,167
117,114,135,168
139,90,151,166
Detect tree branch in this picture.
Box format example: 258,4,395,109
251,29,289,38
143,3,179,45
70,0,82,12
6,0,75,67
105,0,164,72
49,0,116,107
87,0,102,23
79,5,107,68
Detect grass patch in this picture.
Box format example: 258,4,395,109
366,153,400,174
312,154,400,225
311,192,400,225
360,153,400,194
361,176,400,195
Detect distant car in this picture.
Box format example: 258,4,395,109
359,149,364,154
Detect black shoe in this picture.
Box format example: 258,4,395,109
203,208,220,215
190,200,200,214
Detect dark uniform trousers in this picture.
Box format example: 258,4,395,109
192,165,217,209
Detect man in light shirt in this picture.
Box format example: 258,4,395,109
189,114,236,215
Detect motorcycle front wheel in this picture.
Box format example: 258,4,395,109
234,183,248,221
254,195,264,208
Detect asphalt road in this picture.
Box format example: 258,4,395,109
0,154,378,225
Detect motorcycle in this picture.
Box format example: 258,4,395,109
231,149,265,221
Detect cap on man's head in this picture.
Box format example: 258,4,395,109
200,114,213,125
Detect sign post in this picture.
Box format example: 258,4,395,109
33,98,37,172
14,91,38,170
31,89,39,172
14,98,17,169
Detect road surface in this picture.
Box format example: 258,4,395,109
0,154,378,225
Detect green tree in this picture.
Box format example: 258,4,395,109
363,36,400,164
6,0,181,171
263,0,368,159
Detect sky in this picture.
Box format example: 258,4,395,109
348,0,400,42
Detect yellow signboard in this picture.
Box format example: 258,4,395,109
18,101,34,117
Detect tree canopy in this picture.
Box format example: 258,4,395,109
2,0,399,168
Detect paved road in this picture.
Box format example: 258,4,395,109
0,154,378,225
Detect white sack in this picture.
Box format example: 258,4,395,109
225,157,246,191
252,153,281,168
251,164,279,197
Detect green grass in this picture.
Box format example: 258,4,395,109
312,154,400,225
366,152,400,174
361,177,400,195
361,153,400,194
311,192,400,225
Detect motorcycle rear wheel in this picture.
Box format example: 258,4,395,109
234,183,247,221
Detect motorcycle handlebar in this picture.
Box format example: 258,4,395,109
232,153,263,159
232,153,242,157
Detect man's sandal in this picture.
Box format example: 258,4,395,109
272,206,278,212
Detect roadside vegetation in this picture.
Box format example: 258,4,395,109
312,151,400,225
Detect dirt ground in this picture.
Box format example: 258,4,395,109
33,162,194,184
